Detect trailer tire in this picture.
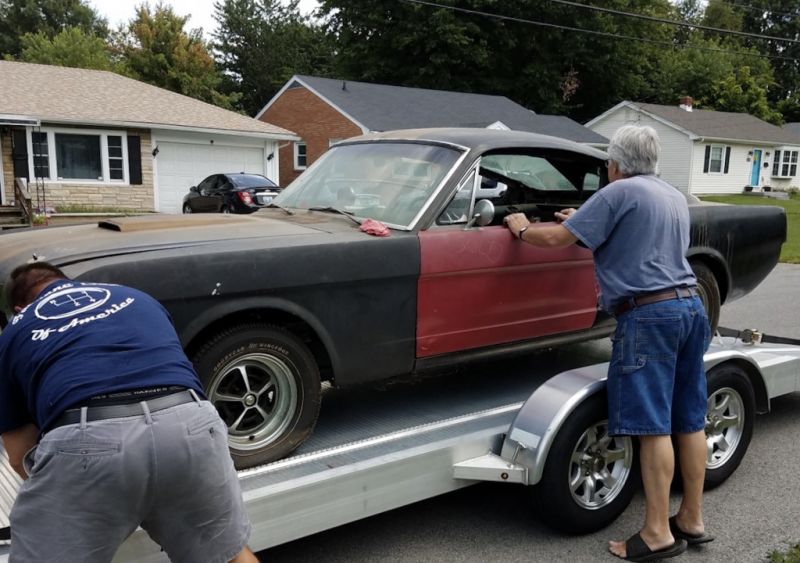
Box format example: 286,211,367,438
192,324,321,469
532,394,639,534
691,261,720,334
702,364,755,489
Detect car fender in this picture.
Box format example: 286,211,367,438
178,295,341,375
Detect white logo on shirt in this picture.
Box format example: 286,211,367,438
35,287,112,320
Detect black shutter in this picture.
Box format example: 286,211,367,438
724,146,731,173
703,145,710,173
11,129,29,180
127,135,142,185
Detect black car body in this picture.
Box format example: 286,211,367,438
0,128,787,469
182,173,280,214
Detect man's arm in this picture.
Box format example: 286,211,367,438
504,211,578,247
2,424,38,479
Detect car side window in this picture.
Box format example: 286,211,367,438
198,175,217,196
438,169,477,225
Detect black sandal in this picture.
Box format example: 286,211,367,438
614,532,688,562
669,515,715,545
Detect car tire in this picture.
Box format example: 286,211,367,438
183,203,192,214
702,364,755,489
691,261,720,334
192,324,322,469
221,205,230,214
531,394,639,534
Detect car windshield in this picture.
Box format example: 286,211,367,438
229,174,276,188
273,142,463,228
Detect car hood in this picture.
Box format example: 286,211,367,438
0,211,348,281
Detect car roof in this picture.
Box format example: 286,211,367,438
341,128,608,160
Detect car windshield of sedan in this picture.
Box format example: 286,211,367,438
273,142,463,228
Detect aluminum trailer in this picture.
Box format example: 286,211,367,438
1,331,799,561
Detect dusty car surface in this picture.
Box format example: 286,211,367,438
0,128,786,469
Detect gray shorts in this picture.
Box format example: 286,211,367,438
9,400,251,563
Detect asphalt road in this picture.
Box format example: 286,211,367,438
258,264,800,563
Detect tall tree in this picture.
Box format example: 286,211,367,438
118,2,238,109
213,0,334,116
17,26,119,71
0,0,107,58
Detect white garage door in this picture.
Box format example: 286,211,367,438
155,141,265,213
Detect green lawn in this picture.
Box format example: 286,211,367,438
769,543,800,562
699,193,800,264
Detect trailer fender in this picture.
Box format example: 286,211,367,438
499,362,609,486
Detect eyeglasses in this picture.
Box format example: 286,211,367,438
604,160,611,168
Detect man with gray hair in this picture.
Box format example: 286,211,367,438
505,125,712,561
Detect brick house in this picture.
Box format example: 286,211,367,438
256,75,607,187
0,61,296,215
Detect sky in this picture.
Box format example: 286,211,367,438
88,0,321,37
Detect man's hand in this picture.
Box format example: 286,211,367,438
2,424,39,479
554,208,577,223
503,213,530,239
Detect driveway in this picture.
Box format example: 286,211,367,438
262,264,800,562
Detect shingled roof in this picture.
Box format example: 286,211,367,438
593,101,800,145
258,75,607,144
0,60,295,138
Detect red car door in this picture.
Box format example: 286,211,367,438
416,224,597,357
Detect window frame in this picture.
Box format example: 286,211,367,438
708,144,725,174
294,141,307,171
26,127,130,184
772,148,799,178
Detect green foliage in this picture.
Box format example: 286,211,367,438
705,66,783,124
700,0,742,33
0,0,107,58
768,542,800,562
118,2,238,109
17,26,119,71
212,0,335,116
700,195,800,263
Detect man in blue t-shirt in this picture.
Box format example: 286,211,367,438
0,262,258,563
505,125,712,562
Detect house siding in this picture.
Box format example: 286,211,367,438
259,86,363,186
689,142,782,194
589,108,693,193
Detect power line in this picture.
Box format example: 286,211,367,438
724,1,798,20
399,0,799,61
545,0,800,44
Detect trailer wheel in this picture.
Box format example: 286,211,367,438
703,364,755,489
192,324,321,469
691,261,720,334
532,394,639,534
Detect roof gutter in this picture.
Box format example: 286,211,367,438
694,136,791,147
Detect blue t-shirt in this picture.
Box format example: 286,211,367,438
563,174,696,312
0,280,205,433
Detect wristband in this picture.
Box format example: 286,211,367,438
517,226,529,240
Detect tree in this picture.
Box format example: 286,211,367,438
705,66,783,124
118,2,238,109
17,26,118,71
0,0,107,58
212,0,335,116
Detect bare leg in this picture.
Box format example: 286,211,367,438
673,430,707,535
229,546,259,563
609,435,676,558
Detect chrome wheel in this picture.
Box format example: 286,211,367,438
706,386,745,470
568,422,634,510
208,352,299,452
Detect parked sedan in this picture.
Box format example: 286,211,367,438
182,173,280,214
0,128,786,470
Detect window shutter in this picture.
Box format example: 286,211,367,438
11,129,29,180
127,135,142,185
703,145,710,173
724,146,731,174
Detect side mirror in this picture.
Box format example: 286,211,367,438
465,199,495,229
190,186,198,193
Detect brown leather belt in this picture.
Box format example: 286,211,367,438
614,287,698,316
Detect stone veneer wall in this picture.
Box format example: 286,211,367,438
39,129,155,212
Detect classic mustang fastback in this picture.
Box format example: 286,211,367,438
0,128,786,468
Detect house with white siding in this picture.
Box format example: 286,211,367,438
586,98,800,195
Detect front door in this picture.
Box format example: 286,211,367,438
751,149,762,187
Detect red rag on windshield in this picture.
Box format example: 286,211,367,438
359,218,391,237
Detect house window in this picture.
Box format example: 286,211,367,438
294,142,307,170
772,148,799,178
708,145,724,173
28,128,128,183
31,132,49,178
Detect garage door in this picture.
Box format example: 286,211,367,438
155,141,265,213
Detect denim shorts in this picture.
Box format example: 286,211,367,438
607,295,710,436
10,400,250,563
